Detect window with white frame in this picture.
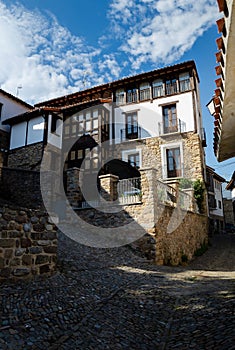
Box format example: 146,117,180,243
122,149,142,169
139,82,150,101
161,142,183,179
179,72,190,92
127,112,138,140
152,79,164,98
116,89,125,105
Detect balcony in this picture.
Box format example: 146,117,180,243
120,127,142,142
158,119,186,136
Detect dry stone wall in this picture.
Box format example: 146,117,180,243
0,205,57,279
8,142,43,171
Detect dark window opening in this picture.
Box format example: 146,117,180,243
166,147,181,178
126,112,138,139
163,104,178,133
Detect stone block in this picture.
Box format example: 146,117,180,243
4,249,13,259
22,255,32,266
29,247,42,254
15,248,26,257
39,264,50,274
13,268,30,276
0,239,15,248
35,255,50,265
43,246,57,254
20,238,32,248
37,240,51,246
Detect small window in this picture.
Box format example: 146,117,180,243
126,112,139,140
128,152,140,168
152,79,164,98
127,88,138,103
139,82,150,101
51,116,61,134
166,78,178,95
122,149,142,169
116,89,125,105
163,104,178,134
179,72,190,92
166,147,182,178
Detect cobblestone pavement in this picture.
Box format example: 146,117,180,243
0,233,234,350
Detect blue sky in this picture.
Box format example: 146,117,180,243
0,0,234,183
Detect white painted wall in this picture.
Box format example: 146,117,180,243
114,91,195,143
0,92,31,132
47,114,63,149
10,122,27,149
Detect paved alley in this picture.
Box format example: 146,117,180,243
0,233,234,350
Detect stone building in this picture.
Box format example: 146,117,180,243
5,60,207,182
206,165,226,234
2,60,209,265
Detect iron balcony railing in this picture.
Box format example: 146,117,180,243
120,126,142,142
158,119,186,135
117,177,141,205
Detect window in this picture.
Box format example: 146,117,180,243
163,104,177,134
122,149,142,169
128,152,140,168
152,79,164,98
179,72,190,92
126,112,138,140
166,78,178,95
218,200,222,209
166,147,182,178
127,88,138,103
139,82,150,101
161,142,183,179
116,89,125,105
51,115,61,134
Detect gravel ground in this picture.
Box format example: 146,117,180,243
0,233,234,350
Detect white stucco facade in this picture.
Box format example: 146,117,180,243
0,90,32,133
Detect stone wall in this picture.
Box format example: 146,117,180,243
65,168,208,265
0,167,42,208
117,132,206,181
8,142,43,170
223,198,235,226
0,205,57,279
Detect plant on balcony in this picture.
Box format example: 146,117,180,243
193,179,205,213
179,178,193,189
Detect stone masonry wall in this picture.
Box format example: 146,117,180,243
8,142,43,171
0,167,42,208
66,168,208,265
118,132,205,181
0,205,57,279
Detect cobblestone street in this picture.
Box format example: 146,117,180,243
0,233,234,350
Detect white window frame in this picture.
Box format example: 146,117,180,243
160,141,184,179
122,148,142,169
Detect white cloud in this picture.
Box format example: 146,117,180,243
109,0,219,69
0,0,219,104
0,1,104,104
